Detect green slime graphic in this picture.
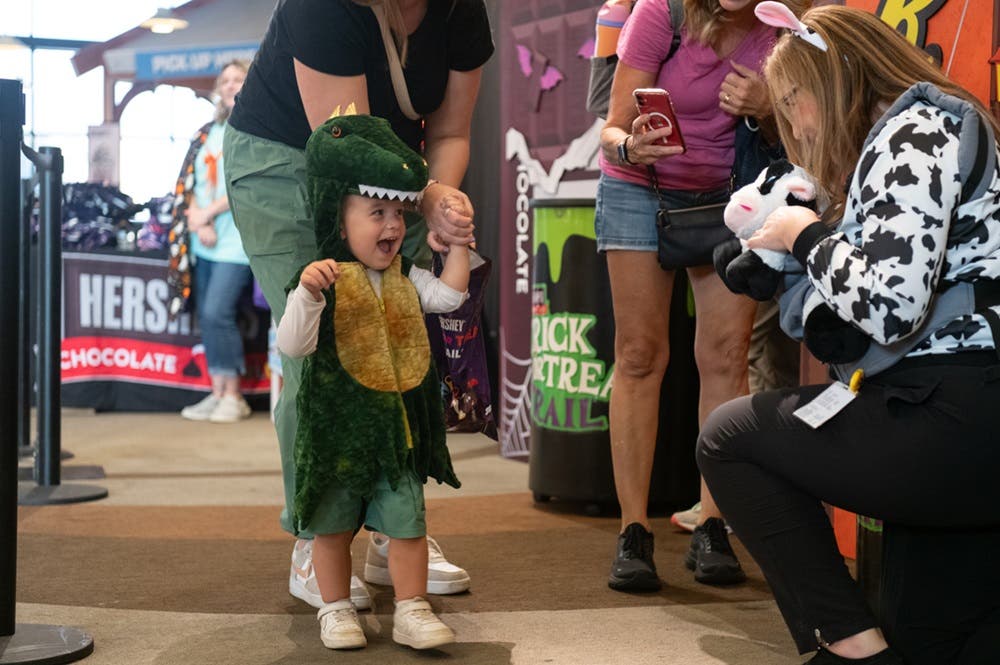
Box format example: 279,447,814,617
533,205,596,284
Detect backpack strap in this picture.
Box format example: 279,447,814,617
666,0,684,63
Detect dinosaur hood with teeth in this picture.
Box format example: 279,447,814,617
291,112,458,533
306,113,428,261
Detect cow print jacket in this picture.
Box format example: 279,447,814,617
797,83,1000,358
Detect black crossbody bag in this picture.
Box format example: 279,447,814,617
651,166,731,270
653,117,784,270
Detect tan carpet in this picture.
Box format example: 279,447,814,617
17,498,771,615
12,412,802,664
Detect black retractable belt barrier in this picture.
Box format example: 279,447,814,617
0,77,95,664
17,143,107,507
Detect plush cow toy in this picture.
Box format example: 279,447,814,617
719,159,817,301
715,159,871,363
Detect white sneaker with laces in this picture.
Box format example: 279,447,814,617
208,394,252,423
670,502,733,534
317,599,366,649
364,533,471,594
180,394,220,421
289,539,372,610
670,501,702,533
392,596,455,650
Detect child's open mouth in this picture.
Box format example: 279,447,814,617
377,237,399,253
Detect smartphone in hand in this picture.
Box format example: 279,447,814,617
633,88,685,152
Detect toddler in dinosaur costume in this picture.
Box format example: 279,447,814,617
276,111,469,651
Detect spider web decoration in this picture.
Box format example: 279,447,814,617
499,328,532,459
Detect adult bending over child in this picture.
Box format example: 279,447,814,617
224,0,493,610
701,4,1000,664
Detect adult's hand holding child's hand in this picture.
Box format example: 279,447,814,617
422,182,475,252
301,259,340,301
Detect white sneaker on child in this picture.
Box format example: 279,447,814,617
392,596,455,650
208,394,252,423
180,394,220,421
364,532,471,594
289,539,372,610
317,599,366,649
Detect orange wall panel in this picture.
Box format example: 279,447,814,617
845,0,996,107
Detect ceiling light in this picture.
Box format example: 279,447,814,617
140,8,189,35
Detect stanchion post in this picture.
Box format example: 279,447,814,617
17,143,106,506
35,146,62,486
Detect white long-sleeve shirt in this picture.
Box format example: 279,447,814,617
277,264,468,358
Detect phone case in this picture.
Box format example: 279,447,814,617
634,88,685,151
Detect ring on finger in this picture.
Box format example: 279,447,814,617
724,93,731,103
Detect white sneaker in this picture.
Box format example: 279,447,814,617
392,596,455,650
289,539,372,610
364,533,471,595
208,394,252,423
670,502,733,534
180,394,220,421
670,502,702,533
317,599,366,649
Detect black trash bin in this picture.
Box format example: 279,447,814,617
527,198,700,512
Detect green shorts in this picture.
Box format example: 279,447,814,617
299,469,427,540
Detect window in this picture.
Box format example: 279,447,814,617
119,86,213,203
2,2,211,203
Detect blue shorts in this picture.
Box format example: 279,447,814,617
594,173,729,252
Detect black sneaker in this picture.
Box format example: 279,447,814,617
608,522,662,592
684,517,746,585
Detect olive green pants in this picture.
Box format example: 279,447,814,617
223,124,429,535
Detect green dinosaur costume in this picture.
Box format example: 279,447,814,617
291,113,459,532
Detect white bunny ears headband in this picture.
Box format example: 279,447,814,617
755,1,828,52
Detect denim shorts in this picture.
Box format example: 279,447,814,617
594,173,730,252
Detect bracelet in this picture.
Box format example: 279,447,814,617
417,179,440,207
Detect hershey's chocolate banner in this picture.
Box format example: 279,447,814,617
61,251,270,411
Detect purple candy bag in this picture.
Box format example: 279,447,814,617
426,251,497,439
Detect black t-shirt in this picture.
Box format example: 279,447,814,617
229,0,494,151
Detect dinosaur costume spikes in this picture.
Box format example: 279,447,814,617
290,115,457,533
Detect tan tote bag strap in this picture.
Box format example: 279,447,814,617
372,4,421,122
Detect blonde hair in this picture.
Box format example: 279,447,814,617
764,4,999,215
684,0,810,47
213,59,249,123
353,0,410,64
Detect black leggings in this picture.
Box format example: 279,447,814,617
696,353,1000,657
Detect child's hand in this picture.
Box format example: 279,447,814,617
300,259,340,301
